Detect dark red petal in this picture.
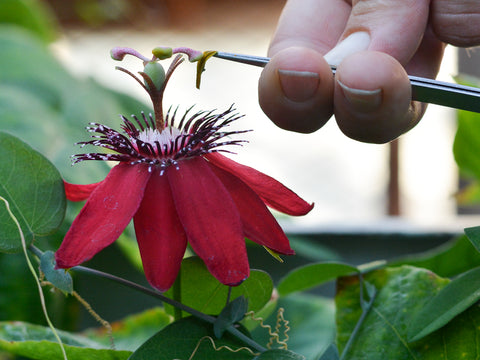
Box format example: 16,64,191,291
166,157,249,286
208,162,294,255
204,152,314,216
133,169,188,292
55,163,151,268
63,180,102,201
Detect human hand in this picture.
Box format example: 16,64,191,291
258,0,480,143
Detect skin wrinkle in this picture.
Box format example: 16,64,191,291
433,13,480,46
344,1,429,64
432,0,480,46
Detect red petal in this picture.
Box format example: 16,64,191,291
205,152,314,216
166,157,249,286
133,169,188,292
63,180,102,201
209,162,294,255
55,163,151,268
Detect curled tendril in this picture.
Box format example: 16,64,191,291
245,308,290,350
184,336,260,360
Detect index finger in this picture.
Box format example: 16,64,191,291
258,0,352,133
268,0,351,56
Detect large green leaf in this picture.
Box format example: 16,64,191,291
0,321,131,360
0,132,65,252
465,226,480,253
335,266,480,359
0,307,173,359
408,266,480,341
82,307,172,352
129,316,256,360
164,257,273,316
277,262,357,296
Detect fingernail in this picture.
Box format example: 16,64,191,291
324,32,371,66
338,80,382,112
278,69,320,102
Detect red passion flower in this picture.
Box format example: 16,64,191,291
55,47,313,291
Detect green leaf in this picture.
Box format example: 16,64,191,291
0,132,65,252
317,344,339,360
252,349,305,360
335,266,480,359
0,321,131,360
40,250,73,294
465,226,480,253
277,262,357,296
390,235,480,277
82,307,172,352
129,316,255,360
214,296,249,338
164,257,273,316
408,266,480,341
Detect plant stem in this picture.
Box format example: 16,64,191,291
28,245,266,353
340,283,377,360
173,271,183,321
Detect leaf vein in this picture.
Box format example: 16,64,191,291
372,307,418,360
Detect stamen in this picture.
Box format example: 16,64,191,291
73,105,248,172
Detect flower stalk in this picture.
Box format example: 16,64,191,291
29,245,267,353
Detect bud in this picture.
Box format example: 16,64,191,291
143,61,166,91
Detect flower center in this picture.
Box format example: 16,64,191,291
73,106,247,175
135,126,186,155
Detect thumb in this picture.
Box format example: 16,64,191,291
323,0,438,143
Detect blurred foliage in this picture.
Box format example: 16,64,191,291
0,0,58,43
453,75,480,210
0,26,149,184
